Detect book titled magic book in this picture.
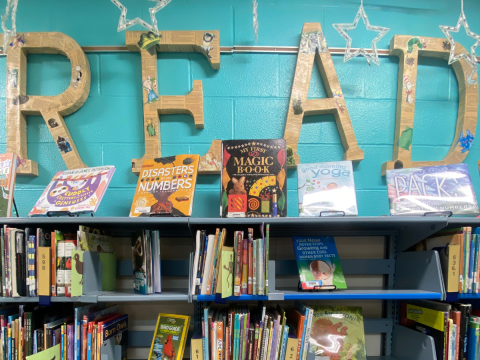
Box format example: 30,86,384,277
221,139,287,218
130,155,200,217
386,164,479,216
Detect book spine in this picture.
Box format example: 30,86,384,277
464,228,471,293
0,228,4,297
2,228,7,298
217,320,224,360
207,229,220,295
244,312,250,360
239,315,244,360
252,240,257,296
234,232,243,296
257,239,264,296
474,234,479,293
460,228,465,293
199,232,209,295
253,323,259,360
214,230,226,294
233,314,238,360
469,232,475,293
247,229,253,295
192,231,201,296
248,327,254,360
65,241,76,297
241,235,249,295
256,322,263,360
302,309,313,360
265,224,269,294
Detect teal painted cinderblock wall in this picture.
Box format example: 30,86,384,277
1,0,480,217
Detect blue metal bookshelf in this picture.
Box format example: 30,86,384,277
0,215,476,360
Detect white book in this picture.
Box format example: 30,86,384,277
262,328,269,360
152,231,161,293
302,307,313,360
201,235,215,295
191,230,201,295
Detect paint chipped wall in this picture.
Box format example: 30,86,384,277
0,0,479,217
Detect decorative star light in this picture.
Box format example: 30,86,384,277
110,0,171,35
332,0,390,66
253,0,258,42
1,0,19,53
439,0,479,72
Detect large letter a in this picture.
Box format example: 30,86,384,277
284,23,364,166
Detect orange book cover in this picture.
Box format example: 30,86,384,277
288,310,305,360
129,155,200,217
216,320,223,360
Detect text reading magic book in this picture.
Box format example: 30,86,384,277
308,306,367,360
29,166,115,216
130,155,199,217
386,164,479,216
293,237,346,290
148,314,190,360
221,139,287,218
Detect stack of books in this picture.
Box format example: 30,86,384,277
193,303,366,360
0,303,128,360
131,230,161,295
191,225,270,297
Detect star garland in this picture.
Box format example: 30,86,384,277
1,0,19,53
110,0,171,35
332,0,390,66
439,0,479,72
253,0,258,42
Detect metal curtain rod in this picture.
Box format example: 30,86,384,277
1,45,479,61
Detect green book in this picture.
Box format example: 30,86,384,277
99,253,116,291
252,240,257,296
26,343,60,360
308,306,367,360
221,247,234,298
71,250,83,296
257,238,264,296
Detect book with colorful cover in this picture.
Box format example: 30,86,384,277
386,164,479,216
297,161,357,216
293,237,346,290
148,314,190,360
307,306,366,360
130,155,200,217
29,166,115,216
131,230,149,295
0,154,18,218
221,139,287,218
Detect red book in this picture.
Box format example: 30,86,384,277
234,232,243,296
247,228,253,295
51,232,56,296
288,309,305,360
452,311,461,360
82,316,88,360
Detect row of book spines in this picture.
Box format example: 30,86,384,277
0,312,34,360
458,227,480,293
236,230,267,297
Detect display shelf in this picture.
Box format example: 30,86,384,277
195,294,268,301
280,289,442,300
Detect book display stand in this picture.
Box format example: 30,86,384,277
1,215,479,360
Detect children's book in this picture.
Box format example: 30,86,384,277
71,251,83,297
221,247,234,298
292,237,346,290
131,230,149,295
29,166,115,216
0,154,18,218
297,161,357,216
26,343,60,360
307,306,366,360
386,164,479,216
148,314,190,360
221,139,287,218
130,154,200,217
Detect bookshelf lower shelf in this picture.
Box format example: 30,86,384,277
457,293,480,299
195,289,441,301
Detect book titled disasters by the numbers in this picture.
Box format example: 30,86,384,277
221,139,287,218
386,164,479,216
130,155,200,217
297,161,357,216
29,166,115,216
292,237,346,290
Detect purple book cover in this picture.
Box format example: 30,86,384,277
239,312,244,360
29,166,116,216
270,319,278,360
68,324,74,360
386,163,479,216
244,311,250,360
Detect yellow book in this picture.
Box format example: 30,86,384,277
148,314,190,360
190,336,203,360
130,155,200,217
266,320,274,360
285,337,299,360
37,247,51,296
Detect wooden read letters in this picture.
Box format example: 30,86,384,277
4,32,90,175
283,23,365,167
382,35,478,175
126,30,221,174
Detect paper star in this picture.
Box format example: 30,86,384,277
110,0,171,35
439,0,479,71
332,1,390,66
1,0,19,53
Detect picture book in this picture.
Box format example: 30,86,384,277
77,227,114,253
71,250,83,297
307,306,366,360
130,154,200,217
148,314,190,360
26,343,60,360
386,164,479,216
28,166,115,216
292,237,346,290
100,314,128,360
221,247,234,298
221,139,287,218
297,161,357,216
131,230,149,295
0,153,18,218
